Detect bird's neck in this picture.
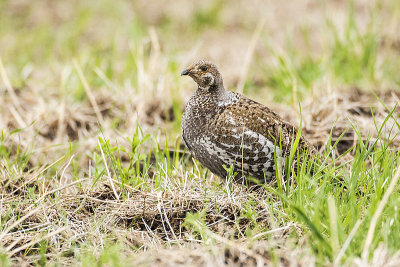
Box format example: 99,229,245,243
197,80,224,92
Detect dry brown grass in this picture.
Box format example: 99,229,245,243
1,69,399,265
1,0,400,266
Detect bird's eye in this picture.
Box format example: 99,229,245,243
200,65,208,71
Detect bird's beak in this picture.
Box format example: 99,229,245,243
181,69,190,76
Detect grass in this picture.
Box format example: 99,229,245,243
259,1,388,103
1,0,400,266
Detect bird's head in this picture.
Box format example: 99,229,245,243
181,60,224,92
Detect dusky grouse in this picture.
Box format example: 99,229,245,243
181,60,316,182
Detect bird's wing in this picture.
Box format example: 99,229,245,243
241,96,316,156
211,94,315,158
206,102,280,162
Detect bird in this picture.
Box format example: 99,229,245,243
181,60,316,183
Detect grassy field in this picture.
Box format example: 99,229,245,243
1,0,400,266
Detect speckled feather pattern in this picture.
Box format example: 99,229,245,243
181,61,315,182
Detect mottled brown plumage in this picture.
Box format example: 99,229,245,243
181,60,316,182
